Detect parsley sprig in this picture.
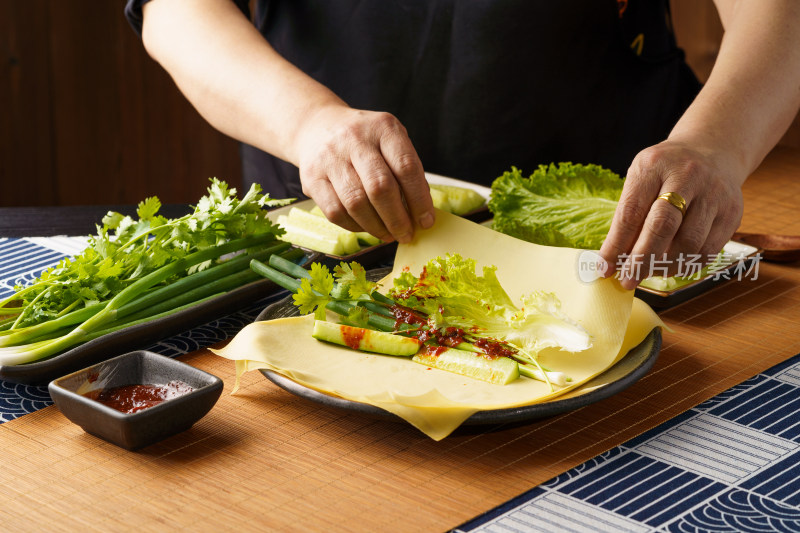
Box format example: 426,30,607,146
290,261,378,323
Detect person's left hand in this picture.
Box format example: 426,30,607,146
599,139,745,289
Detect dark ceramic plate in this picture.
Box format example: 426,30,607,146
0,259,311,386
255,268,662,426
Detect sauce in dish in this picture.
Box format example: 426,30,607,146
87,381,194,413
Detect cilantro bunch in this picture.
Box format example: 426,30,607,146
0,178,298,366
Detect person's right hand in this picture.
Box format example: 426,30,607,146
141,0,435,243
293,105,435,244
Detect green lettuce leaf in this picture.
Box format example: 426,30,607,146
488,163,623,250
390,254,591,356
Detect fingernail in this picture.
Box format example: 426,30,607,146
598,258,612,278
419,211,434,229
617,262,633,288
396,232,413,244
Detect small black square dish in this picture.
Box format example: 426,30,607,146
49,350,223,451
634,240,762,309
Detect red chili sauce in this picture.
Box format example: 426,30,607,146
473,337,516,360
418,326,466,347
390,266,443,302
390,303,514,360
391,304,427,329
340,325,366,350
89,380,194,414
420,345,448,357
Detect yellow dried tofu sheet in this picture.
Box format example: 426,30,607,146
214,210,662,440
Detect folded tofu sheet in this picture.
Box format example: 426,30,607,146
214,210,662,439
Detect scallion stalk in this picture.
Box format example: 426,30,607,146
0,235,283,366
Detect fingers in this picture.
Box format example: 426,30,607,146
665,196,715,274
600,142,745,290
699,199,743,260
616,194,687,289
301,153,368,233
316,159,393,240
349,120,415,242
299,110,433,244
379,125,436,232
599,160,663,279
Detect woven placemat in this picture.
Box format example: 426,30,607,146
1,150,798,531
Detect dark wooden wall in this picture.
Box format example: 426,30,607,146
671,1,800,148
1,1,798,207
1,1,242,207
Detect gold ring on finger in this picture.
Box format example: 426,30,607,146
656,192,687,217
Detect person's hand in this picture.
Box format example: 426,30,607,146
293,105,435,244
599,140,745,289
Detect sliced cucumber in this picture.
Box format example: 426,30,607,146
429,183,485,215
286,208,360,254
312,320,421,356
429,187,450,212
308,205,382,247
277,215,346,255
355,232,381,247
412,346,519,385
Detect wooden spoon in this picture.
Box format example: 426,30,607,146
732,232,800,262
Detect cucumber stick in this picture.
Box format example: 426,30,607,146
277,215,344,256
429,183,485,215
278,208,360,255
355,232,381,247
312,320,421,356
428,187,448,212
413,346,519,385
309,205,381,246
289,208,360,253
313,321,519,384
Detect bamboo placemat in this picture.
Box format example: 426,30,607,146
1,149,799,532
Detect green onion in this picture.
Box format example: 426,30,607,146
0,236,293,366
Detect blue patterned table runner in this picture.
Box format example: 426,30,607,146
455,357,800,532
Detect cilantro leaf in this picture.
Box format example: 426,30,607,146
343,306,370,328
293,278,330,319
136,197,162,221
333,261,375,299
308,263,334,297
101,211,125,230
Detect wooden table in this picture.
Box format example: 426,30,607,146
1,148,799,531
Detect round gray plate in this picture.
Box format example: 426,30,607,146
256,268,662,425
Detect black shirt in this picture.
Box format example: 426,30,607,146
126,0,700,198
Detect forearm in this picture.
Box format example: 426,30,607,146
669,0,800,181
141,0,434,243
141,0,345,164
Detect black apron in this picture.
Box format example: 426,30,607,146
126,0,701,197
